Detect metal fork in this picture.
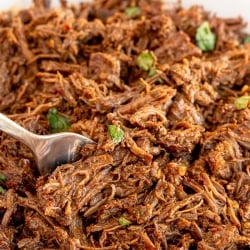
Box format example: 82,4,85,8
0,113,95,175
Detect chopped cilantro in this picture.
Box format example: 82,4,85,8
0,174,6,182
0,186,6,195
243,36,250,44
235,95,250,110
148,66,157,77
108,125,124,143
156,77,163,84
137,52,154,71
195,22,216,51
118,216,131,226
47,108,71,133
125,7,141,18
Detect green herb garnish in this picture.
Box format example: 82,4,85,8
137,52,154,71
243,36,250,44
108,125,124,143
0,186,6,195
137,52,159,78
47,108,71,133
148,66,157,77
235,96,250,110
0,174,6,182
118,216,131,227
157,78,163,84
125,7,141,18
195,22,216,51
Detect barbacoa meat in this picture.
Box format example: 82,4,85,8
0,0,250,249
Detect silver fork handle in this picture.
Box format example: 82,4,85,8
0,113,36,148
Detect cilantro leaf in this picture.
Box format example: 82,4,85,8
148,66,157,77
0,186,6,195
118,216,131,227
137,52,154,71
108,125,124,143
243,36,250,44
235,96,250,110
47,108,71,133
125,7,141,18
0,174,6,182
195,22,216,51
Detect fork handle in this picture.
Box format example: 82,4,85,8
0,113,36,148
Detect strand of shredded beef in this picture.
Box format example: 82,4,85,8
0,0,250,249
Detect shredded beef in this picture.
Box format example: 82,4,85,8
0,0,250,249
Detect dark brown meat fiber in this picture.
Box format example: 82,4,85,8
0,0,250,249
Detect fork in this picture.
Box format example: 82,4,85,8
0,113,95,175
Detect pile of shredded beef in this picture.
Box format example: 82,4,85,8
1,0,250,249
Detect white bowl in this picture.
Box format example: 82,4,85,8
0,0,250,32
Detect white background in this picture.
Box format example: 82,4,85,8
0,0,250,31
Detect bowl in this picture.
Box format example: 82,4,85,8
1,1,250,249
0,0,250,32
